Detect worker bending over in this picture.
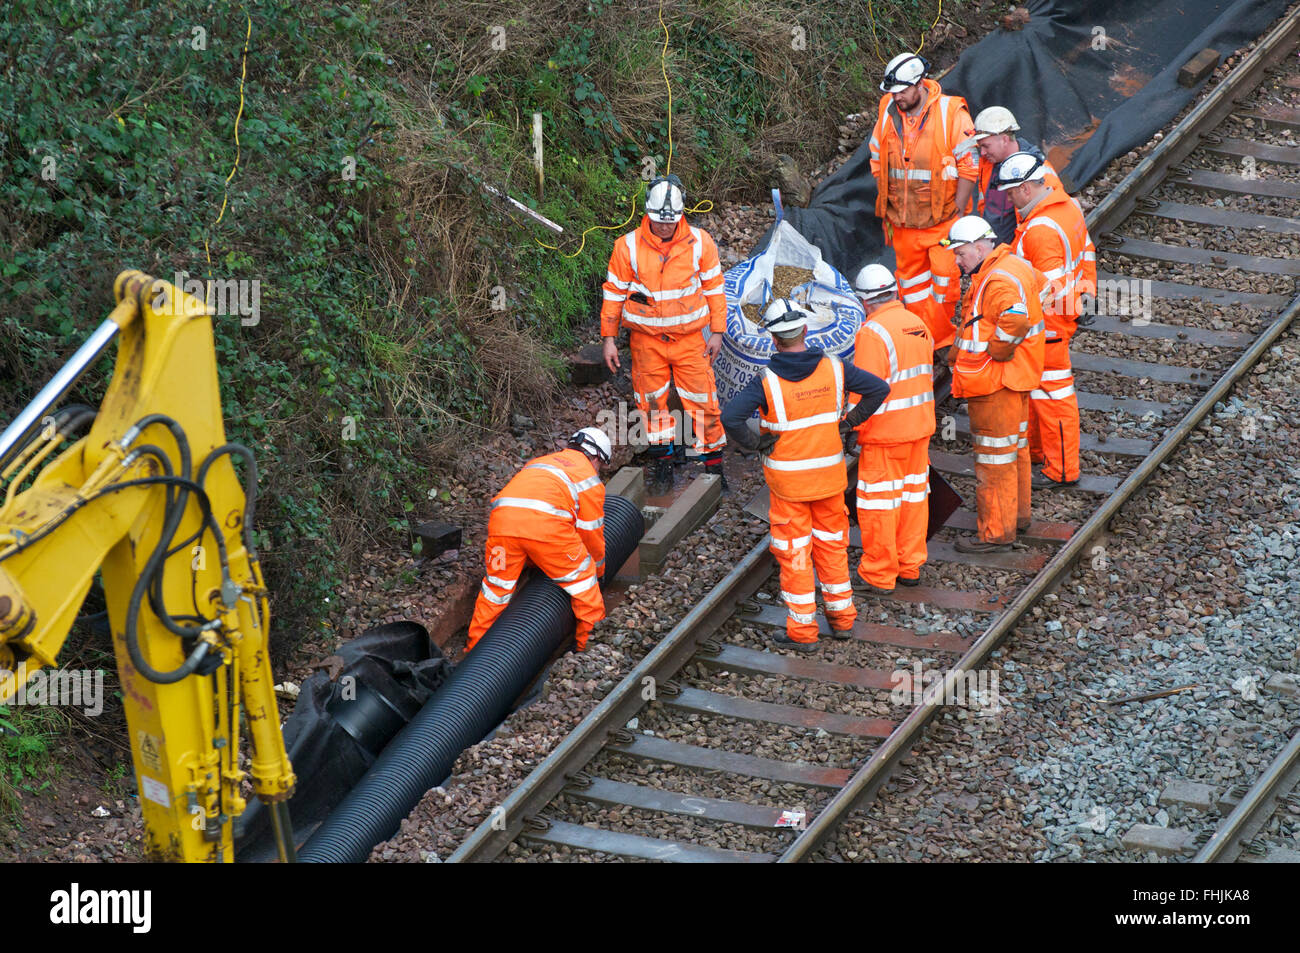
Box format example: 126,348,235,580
998,151,1096,488
467,427,612,652
722,300,889,652
869,52,978,349
942,216,1046,554
601,175,728,493
847,264,935,593
968,107,1065,245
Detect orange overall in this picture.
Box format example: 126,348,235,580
601,216,727,460
1013,187,1097,483
952,248,1047,544
870,78,978,350
759,356,857,643
467,449,606,652
849,300,936,588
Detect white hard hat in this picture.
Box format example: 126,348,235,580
880,52,929,93
646,175,685,224
942,215,998,248
972,106,1020,140
570,426,612,463
853,263,898,301
994,151,1048,190
761,298,809,336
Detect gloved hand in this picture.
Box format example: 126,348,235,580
734,432,777,458
839,420,859,455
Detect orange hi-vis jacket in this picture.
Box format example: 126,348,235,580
952,247,1048,399
870,79,979,230
759,355,847,503
600,216,726,339
849,300,936,445
1013,187,1098,339
486,448,607,574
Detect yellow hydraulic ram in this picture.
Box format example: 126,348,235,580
0,271,296,862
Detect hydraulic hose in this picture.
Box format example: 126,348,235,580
298,493,644,863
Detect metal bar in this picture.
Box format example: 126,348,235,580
571,777,798,829
1166,167,1300,199
1203,137,1300,165
448,535,775,862
1080,314,1255,347
782,288,1300,862
611,733,852,789
1194,727,1300,863
1085,8,1300,236
664,686,895,738
1107,235,1300,276
1071,351,1210,385
1139,198,1300,236
952,414,1154,458
924,538,1048,572
696,644,897,692
1076,391,1172,417
737,603,970,653
929,450,1120,495
1241,104,1300,129
1095,270,1287,309
523,819,775,862
0,317,121,473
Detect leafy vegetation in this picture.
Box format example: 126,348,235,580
1,0,948,644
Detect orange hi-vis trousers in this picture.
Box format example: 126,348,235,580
855,438,931,588
629,329,726,454
769,494,857,643
466,533,604,652
1028,338,1080,483
890,219,958,350
967,388,1031,544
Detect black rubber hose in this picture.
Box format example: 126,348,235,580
298,493,643,863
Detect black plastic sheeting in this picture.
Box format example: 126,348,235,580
235,621,451,862
297,494,644,863
762,0,1289,280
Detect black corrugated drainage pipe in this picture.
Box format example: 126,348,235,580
298,493,644,863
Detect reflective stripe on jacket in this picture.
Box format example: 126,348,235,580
600,215,726,338
848,300,936,444
1013,187,1097,339
487,448,606,570
871,79,978,229
759,355,847,502
952,247,1048,398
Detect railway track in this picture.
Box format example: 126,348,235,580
447,8,1300,863
1194,727,1300,863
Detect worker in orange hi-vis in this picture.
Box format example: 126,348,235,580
601,174,728,494
997,151,1097,488
466,427,612,653
869,52,979,352
846,264,936,593
941,215,1047,554
968,106,1068,245
721,300,889,653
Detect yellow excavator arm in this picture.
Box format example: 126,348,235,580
0,271,296,862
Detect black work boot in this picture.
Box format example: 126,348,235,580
649,453,675,494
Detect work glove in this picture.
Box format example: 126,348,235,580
839,419,860,455
735,432,777,458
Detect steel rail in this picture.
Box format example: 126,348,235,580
1194,727,1300,863
781,288,1300,861
449,535,775,862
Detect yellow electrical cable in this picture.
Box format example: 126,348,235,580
916,0,945,56
204,10,252,287
659,0,673,174
534,185,643,258
533,0,737,258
